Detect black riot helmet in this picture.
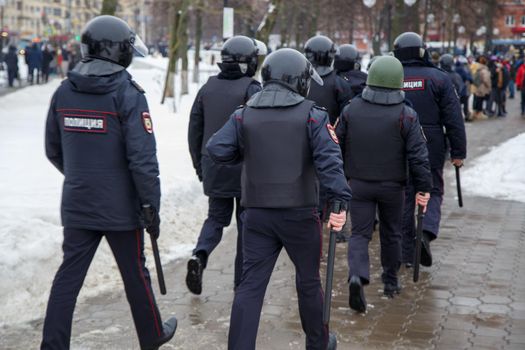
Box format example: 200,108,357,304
80,15,147,68
393,32,425,61
334,44,360,72
439,53,454,71
261,48,323,97
304,35,336,72
220,35,267,77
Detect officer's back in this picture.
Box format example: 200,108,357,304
43,15,176,350
206,48,350,350
393,33,466,168
47,49,157,230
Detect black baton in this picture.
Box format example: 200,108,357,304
323,201,342,327
143,205,167,295
413,205,425,283
455,165,463,208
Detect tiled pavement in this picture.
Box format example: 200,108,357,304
1,99,525,349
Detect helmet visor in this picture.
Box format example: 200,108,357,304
309,65,323,86
131,34,148,57
254,39,268,56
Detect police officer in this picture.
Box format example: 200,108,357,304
336,56,432,312
304,35,352,124
440,54,467,106
42,16,176,350
334,44,368,96
393,32,467,268
207,48,351,350
186,35,265,295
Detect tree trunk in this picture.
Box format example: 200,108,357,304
422,0,430,42
161,2,181,108
348,3,355,44
255,0,282,44
307,0,319,38
192,0,203,84
279,1,291,48
178,0,190,95
484,0,496,53
101,0,118,15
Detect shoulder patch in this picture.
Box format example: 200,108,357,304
326,124,339,144
131,80,145,93
142,112,153,134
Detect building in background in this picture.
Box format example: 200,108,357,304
1,0,152,45
494,0,525,39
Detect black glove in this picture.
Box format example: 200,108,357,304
142,204,160,240
197,169,203,182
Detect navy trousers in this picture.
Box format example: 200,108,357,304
41,228,163,350
228,208,328,350
193,196,243,287
401,167,444,263
347,179,405,285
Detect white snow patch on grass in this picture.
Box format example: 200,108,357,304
462,132,525,203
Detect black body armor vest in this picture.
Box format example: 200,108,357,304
241,100,319,208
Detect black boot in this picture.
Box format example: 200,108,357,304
420,231,433,267
142,317,178,350
186,254,204,295
348,275,366,313
326,332,337,350
383,281,402,298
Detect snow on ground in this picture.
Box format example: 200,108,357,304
462,132,525,203
0,56,220,326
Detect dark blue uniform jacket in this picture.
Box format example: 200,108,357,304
188,72,261,198
401,59,467,168
205,84,352,207
45,65,160,231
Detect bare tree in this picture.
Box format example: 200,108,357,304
178,0,191,95
192,0,203,84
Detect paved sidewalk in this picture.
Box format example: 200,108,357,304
1,99,525,350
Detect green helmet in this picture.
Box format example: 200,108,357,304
366,56,404,89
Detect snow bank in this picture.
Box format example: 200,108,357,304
0,57,218,326
462,132,525,203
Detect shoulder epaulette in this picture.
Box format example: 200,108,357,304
130,79,145,93
313,105,327,111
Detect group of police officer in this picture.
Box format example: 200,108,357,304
42,14,466,350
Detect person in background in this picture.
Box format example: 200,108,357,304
42,45,55,83
5,45,19,88
455,56,473,121
334,44,367,97
495,61,510,117
471,56,492,121
509,57,517,99
515,58,525,117
56,47,64,78
486,56,498,116
61,44,70,75
27,42,43,84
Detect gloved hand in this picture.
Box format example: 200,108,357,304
142,204,160,240
197,169,203,182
